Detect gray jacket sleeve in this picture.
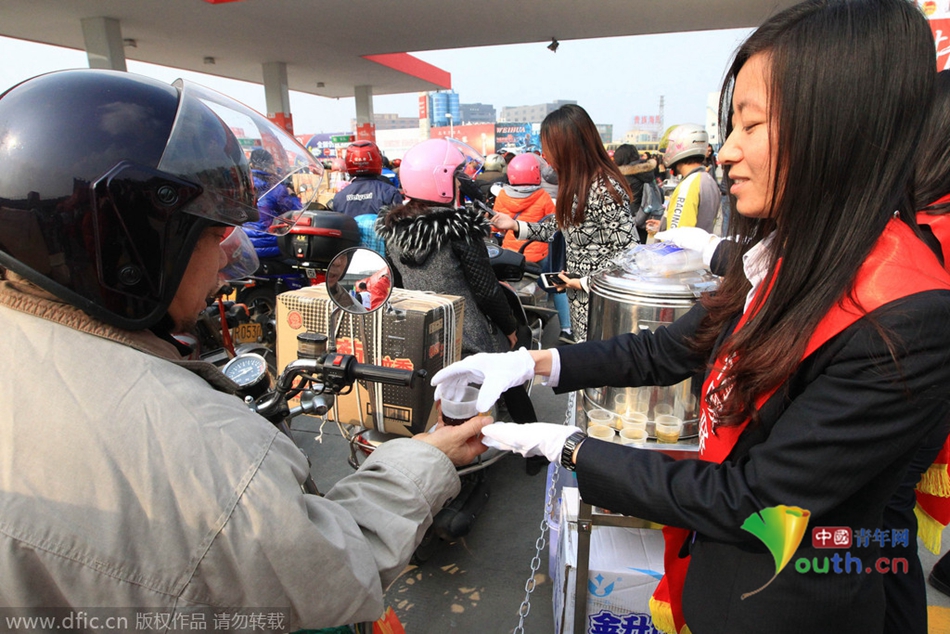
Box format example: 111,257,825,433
189,433,460,629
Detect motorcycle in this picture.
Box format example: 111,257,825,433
229,207,362,356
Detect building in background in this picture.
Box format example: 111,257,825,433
498,99,577,124
459,102,496,124
595,123,613,146
705,92,722,146
349,113,420,131
429,90,460,128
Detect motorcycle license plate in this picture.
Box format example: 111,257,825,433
233,322,262,344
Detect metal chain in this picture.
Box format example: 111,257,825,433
513,391,576,634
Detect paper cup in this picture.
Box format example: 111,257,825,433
619,428,648,446
654,414,683,444
620,411,648,432
440,387,480,426
587,408,618,429
587,424,615,441
653,403,674,418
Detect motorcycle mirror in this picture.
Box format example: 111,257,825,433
325,247,393,314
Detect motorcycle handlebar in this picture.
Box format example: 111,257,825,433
350,362,426,388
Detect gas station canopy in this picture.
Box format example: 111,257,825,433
1,0,798,99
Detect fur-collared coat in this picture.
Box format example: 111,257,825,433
376,205,516,355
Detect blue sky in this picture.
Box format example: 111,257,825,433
0,28,753,142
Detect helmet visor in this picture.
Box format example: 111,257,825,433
446,138,484,178
159,81,324,235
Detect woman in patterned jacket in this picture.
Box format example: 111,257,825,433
490,104,638,341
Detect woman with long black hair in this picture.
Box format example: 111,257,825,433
490,104,637,341
434,1,950,631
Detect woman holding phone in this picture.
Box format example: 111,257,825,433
489,105,637,341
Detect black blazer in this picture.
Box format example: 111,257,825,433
556,292,950,633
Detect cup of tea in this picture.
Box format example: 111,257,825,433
587,408,618,429
619,427,648,447
587,424,615,441
440,386,480,426
654,414,683,444
620,411,648,432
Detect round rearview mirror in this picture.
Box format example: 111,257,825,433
325,247,392,314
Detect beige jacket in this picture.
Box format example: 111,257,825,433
0,273,460,629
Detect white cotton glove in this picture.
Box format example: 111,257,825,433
481,423,583,463
431,348,536,412
654,227,722,267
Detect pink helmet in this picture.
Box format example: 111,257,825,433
399,138,483,204
506,152,542,186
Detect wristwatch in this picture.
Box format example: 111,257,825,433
560,431,588,471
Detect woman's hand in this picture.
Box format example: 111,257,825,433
432,349,537,411
645,218,662,234
506,331,518,350
491,213,517,232
558,272,583,291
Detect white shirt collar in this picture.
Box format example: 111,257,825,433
742,233,775,313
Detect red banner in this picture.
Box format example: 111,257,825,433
931,18,950,71
356,122,377,142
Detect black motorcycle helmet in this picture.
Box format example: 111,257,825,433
0,70,317,331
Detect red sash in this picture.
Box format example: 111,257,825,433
650,219,950,634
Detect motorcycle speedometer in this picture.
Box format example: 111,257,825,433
222,353,271,398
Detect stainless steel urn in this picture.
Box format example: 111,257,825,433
584,264,719,438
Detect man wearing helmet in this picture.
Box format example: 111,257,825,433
332,140,403,219
475,153,508,201
0,70,488,628
646,124,721,234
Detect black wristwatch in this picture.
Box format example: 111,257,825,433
561,431,588,471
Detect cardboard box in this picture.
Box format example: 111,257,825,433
276,286,464,436
553,488,665,634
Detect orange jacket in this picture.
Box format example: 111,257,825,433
492,188,555,262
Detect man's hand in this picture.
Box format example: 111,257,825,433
415,415,494,466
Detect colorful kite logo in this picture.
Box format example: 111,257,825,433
740,505,811,599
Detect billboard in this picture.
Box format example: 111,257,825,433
494,123,541,154
304,133,354,158
430,123,497,154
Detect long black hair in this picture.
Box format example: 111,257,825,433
696,0,935,426
540,104,632,228
916,70,950,214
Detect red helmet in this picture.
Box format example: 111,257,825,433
506,152,542,186
344,140,383,176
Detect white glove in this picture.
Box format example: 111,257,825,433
431,348,536,412
654,227,722,267
481,422,583,463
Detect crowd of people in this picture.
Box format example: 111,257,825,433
2,0,950,632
